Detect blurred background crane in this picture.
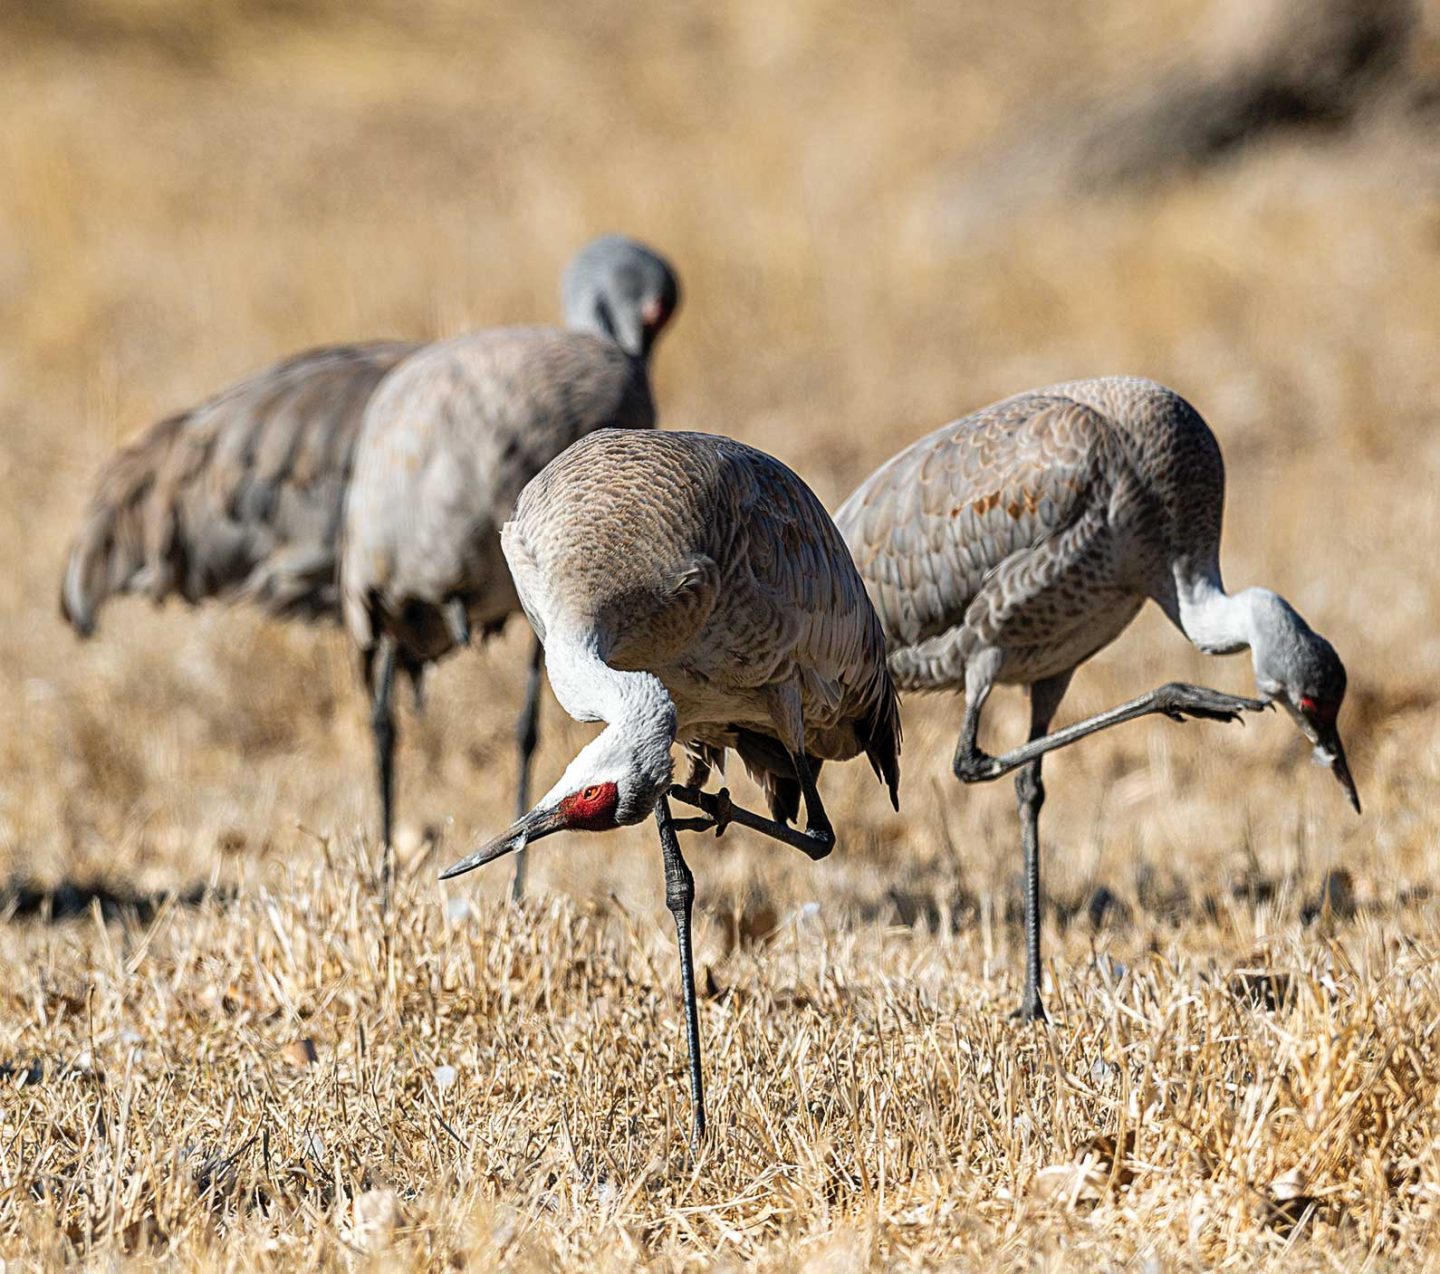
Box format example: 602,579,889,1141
341,237,679,899
56,234,676,898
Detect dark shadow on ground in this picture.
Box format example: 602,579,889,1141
0,878,230,924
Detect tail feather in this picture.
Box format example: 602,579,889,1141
731,729,803,825
60,414,186,637
862,671,903,812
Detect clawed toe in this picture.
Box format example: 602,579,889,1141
668,784,734,837
1161,685,1271,725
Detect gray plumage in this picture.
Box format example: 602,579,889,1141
440,428,900,1147
343,328,660,670
836,375,1356,1020
340,238,682,895
504,428,901,815
59,234,677,641
61,342,414,635
839,377,1224,692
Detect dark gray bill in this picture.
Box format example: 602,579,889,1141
440,806,566,880
1315,725,1361,815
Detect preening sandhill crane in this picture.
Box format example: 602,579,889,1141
835,375,1358,1022
439,428,901,1147
342,240,681,900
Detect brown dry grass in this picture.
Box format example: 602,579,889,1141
2,0,1440,1268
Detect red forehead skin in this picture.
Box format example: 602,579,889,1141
1300,696,1340,726
641,296,666,327
558,781,620,831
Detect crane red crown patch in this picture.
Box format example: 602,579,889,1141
1299,695,1339,725
559,781,620,830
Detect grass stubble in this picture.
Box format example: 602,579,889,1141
1,0,1440,1268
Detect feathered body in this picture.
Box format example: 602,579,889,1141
836,376,1225,690
440,426,888,1147
60,233,681,651
62,342,414,634
342,327,657,679
505,429,900,820
836,374,1355,1021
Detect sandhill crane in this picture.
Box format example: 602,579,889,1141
835,375,1358,1022
60,232,669,632
61,342,413,632
61,236,679,889
343,241,681,900
438,428,901,1146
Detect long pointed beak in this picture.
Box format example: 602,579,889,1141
1314,725,1361,815
440,806,567,880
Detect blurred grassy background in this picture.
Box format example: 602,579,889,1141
3,0,1440,1266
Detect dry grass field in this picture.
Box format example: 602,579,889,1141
2,0,1440,1267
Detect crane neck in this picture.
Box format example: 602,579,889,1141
1171,569,1300,663
564,295,649,363
544,628,677,744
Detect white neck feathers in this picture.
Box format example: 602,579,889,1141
544,630,677,741
1174,574,1255,655
1173,561,1308,656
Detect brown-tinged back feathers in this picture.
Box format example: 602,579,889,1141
60,341,414,636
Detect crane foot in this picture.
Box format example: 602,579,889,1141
667,785,733,837
953,751,1004,784
1008,996,1048,1024
1154,683,1269,724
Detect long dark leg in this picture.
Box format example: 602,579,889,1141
655,796,706,1150
1012,674,1069,1023
509,636,544,903
952,681,1266,785
669,751,834,861
370,635,398,910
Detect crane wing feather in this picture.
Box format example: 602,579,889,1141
61,341,415,634
836,395,1116,655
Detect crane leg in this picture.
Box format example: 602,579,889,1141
370,635,399,912
509,636,544,902
669,751,834,861
1010,674,1069,1023
952,680,1267,785
655,795,707,1151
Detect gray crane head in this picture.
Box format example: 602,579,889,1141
1248,591,1359,813
561,235,681,361
440,722,675,879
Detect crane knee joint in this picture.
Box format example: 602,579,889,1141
664,870,695,916
803,829,835,861
953,751,1002,784
1015,766,1044,808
